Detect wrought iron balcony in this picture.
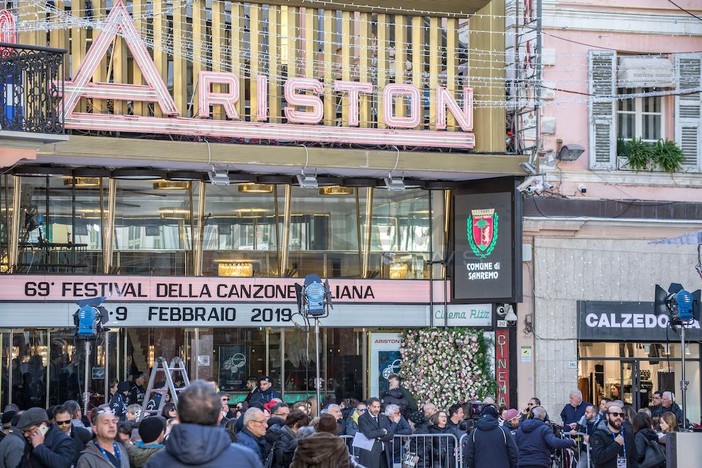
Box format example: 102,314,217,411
0,42,66,135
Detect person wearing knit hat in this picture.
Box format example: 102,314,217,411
110,381,130,422
0,410,16,440
464,404,518,468
16,407,76,468
127,416,166,467
290,414,350,468
502,408,521,434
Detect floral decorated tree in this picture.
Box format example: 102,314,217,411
399,328,495,411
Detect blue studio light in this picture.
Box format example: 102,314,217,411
676,289,694,320
305,281,326,316
76,305,98,336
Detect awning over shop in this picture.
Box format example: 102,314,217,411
617,57,674,88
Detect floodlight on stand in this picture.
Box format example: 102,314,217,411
208,167,230,185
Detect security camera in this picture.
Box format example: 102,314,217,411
526,183,543,194
496,305,506,316
542,181,554,190
516,176,539,193
578,184,587,194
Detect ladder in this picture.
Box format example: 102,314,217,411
138,356,190,422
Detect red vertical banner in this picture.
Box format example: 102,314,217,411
495,329,510,408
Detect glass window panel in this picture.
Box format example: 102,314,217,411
618,113,635,140
288,185,362,278
363,188,431,279
49,329,82,406
12,330,48,409
112,179,193,276
642,114,662,141
1,331,10,409
203,183,284,277
0,175,15,273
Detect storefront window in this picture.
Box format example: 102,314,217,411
579,341,700,423
12,329,48,409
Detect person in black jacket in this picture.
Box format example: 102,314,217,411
357,397,394,468
271,409,311,468
590,403,637,468
16,407,75,468
53,405,91,466
109,381,130,421
633,412,664,468
463,405,518,468
514,406,575,467
380,374,417,417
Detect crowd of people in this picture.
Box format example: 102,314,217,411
0,372,687,468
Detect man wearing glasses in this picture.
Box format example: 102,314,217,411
236,408,269,465
53,404,91,466
590,403,637,468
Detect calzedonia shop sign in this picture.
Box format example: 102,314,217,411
578,301,702,341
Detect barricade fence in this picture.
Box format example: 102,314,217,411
342,433,461,468
341,428,588,468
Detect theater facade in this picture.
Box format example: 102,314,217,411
0,0,525,408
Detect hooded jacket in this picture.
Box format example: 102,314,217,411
144,422,263,468
290,432,350,468
514,419,575,467
463,414,519,468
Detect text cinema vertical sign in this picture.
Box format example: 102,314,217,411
495,329,510,408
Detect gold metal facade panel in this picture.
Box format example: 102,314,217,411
23,1,505,151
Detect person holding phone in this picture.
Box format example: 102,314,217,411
16,407,75,468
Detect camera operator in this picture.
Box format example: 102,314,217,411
515,406,575,468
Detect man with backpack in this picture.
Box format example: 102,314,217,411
463,405,518,468
514,406,575,467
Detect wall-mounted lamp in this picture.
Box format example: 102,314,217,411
64,177,101,188
319,186,354,196
297,145,318,188
159,208,191,219
556,141,585,162
238,183,273,193
153,180,190,190
383,146,405,191
208,167,230,185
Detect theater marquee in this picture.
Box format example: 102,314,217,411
61,1,475,149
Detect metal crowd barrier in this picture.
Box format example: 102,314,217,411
342,433,461,468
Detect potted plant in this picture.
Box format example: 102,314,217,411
652,139,684,173
619,138,654,171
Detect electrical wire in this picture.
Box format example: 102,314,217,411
668,0,702,22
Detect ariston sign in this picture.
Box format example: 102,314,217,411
61,1,475,149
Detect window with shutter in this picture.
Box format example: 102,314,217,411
675,54,702,170
588,50,617,170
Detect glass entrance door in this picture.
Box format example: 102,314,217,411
620,360,643,410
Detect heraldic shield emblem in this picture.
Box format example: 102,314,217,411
467,208,499,259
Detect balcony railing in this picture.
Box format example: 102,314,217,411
0,42,66,135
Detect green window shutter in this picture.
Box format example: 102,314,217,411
588,50,617,170
675,54,701,170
